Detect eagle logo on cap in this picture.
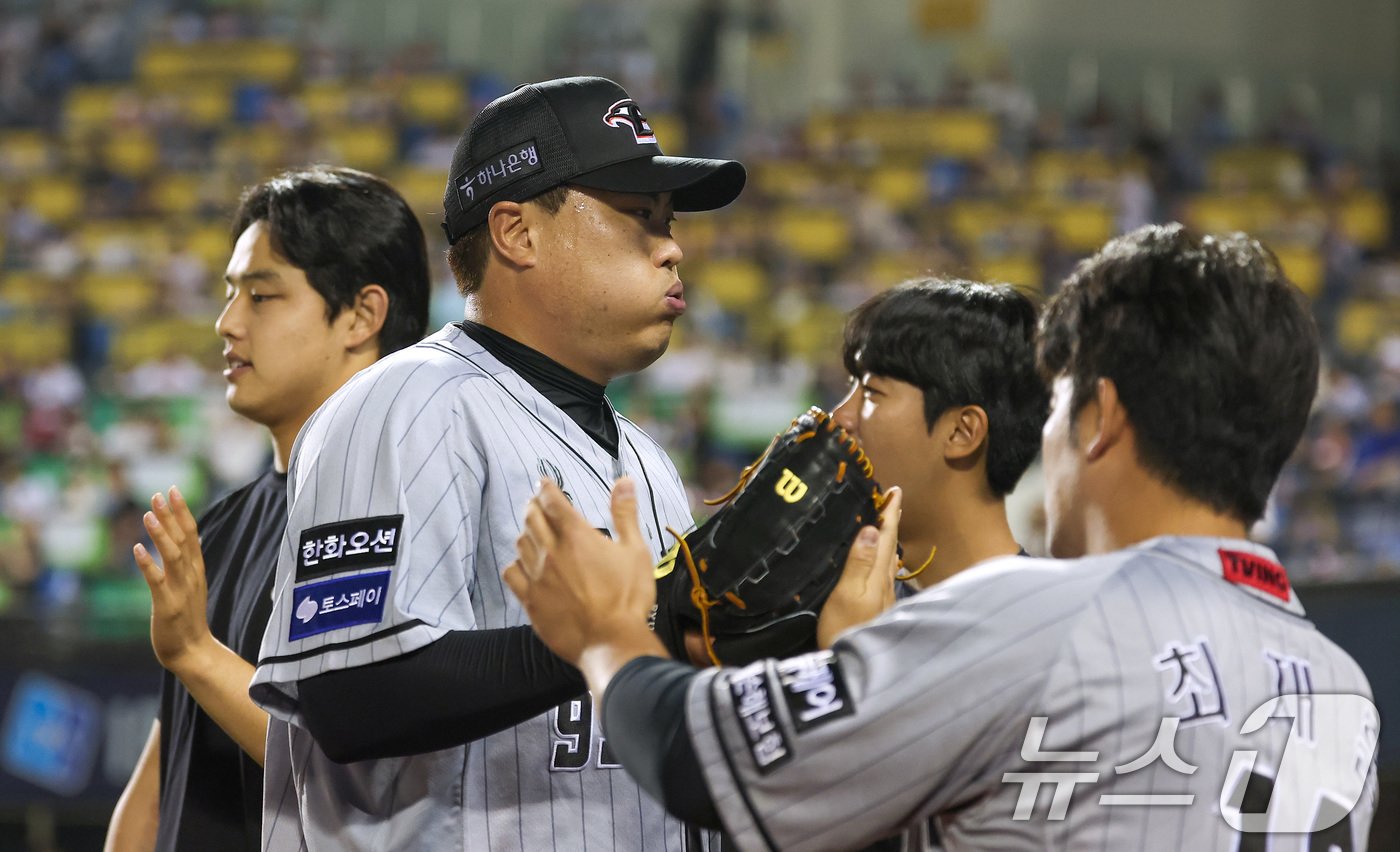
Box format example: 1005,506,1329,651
603,98,657,144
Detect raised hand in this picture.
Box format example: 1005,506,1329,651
133,486,214,674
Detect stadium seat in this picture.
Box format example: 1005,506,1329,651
104,131,160,178
0,130,52,175
867,163,928,212
323,124,397,171
974,254,1041,289
399,75,466,125
1272,246,1323,298
78,272,158,319
1338,191,1390,250
774,206,852,263
690,258,767,311
24,177,83,224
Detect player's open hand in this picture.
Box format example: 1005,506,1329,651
505,478,661,667
133,486,216,675
817,486,902,648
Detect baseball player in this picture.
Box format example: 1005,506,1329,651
830,279,1046,850
832,279,1046,589
507,224,1380,851
247,77,745,850
104,166,431,851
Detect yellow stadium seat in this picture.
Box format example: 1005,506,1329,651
831,109,996,158
1335,301,1383,356
400,76,466,125
774,207,851,263
388,166,447,215
300,81,350,125
0,320,68,366
671,214,717,256
138,41,297,86
1030,149,1114,198
1207,147,1305,192
752,162,822,199
1272,246,1323,298
0,131,52,174
150,174,203,216
647,114,685,153
78,221,168,264
867,164,927,212
947,199,1018,246
1184,194,1256,235
974,255,1040,289
188,221,234,271
691,258,766,311
24,176,83,224
1338,192,1390,250
219,127,287,169
0,272,54,310
111,319,220,369
866,252,929,287
323,125,397,171
78,272,158,318
105,131,159,177
171,83,233,126
64,85,127,133
1042,202,1113,253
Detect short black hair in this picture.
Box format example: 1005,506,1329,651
232,165,430,354
1038,223,1320,524
842,278,1047,497
446,185,571,297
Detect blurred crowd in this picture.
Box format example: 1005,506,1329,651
1,0,1398,636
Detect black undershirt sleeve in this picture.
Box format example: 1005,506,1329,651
602,656,722,829
299,626,585,763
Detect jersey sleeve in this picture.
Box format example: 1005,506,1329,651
683,556,1113,851
251,357,486,723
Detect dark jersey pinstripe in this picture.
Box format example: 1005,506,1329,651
250,324,698,851
686,537,1378,851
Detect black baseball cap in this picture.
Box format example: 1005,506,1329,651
442,76,746,243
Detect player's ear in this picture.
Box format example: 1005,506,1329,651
1084,378,1127,461
943,405,989,462
343,283,389,352
487,200,536,269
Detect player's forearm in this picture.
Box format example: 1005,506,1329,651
169,637,268,765
298,625,586,763
601,655,722,829
578,630,670,707
104,720,160,852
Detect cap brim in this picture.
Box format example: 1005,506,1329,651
570,156,746,212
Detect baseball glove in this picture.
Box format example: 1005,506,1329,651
652,407,927,667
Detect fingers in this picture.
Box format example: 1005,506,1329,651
502,560,529,603
874,487,903,579
168,486,199,542
522,498,555,558
535,480,589,537
133,543,162,590
149,492,186,549
609,477,641,548
143,507,182,568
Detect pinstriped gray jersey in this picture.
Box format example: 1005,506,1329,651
686,537,1379,851
250,324,698,851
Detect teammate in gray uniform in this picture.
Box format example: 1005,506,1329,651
249,77,744,851
505,224,1380,851
830,280,1047,851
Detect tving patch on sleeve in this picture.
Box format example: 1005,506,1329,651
296,515,403,581
288,571,391,641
